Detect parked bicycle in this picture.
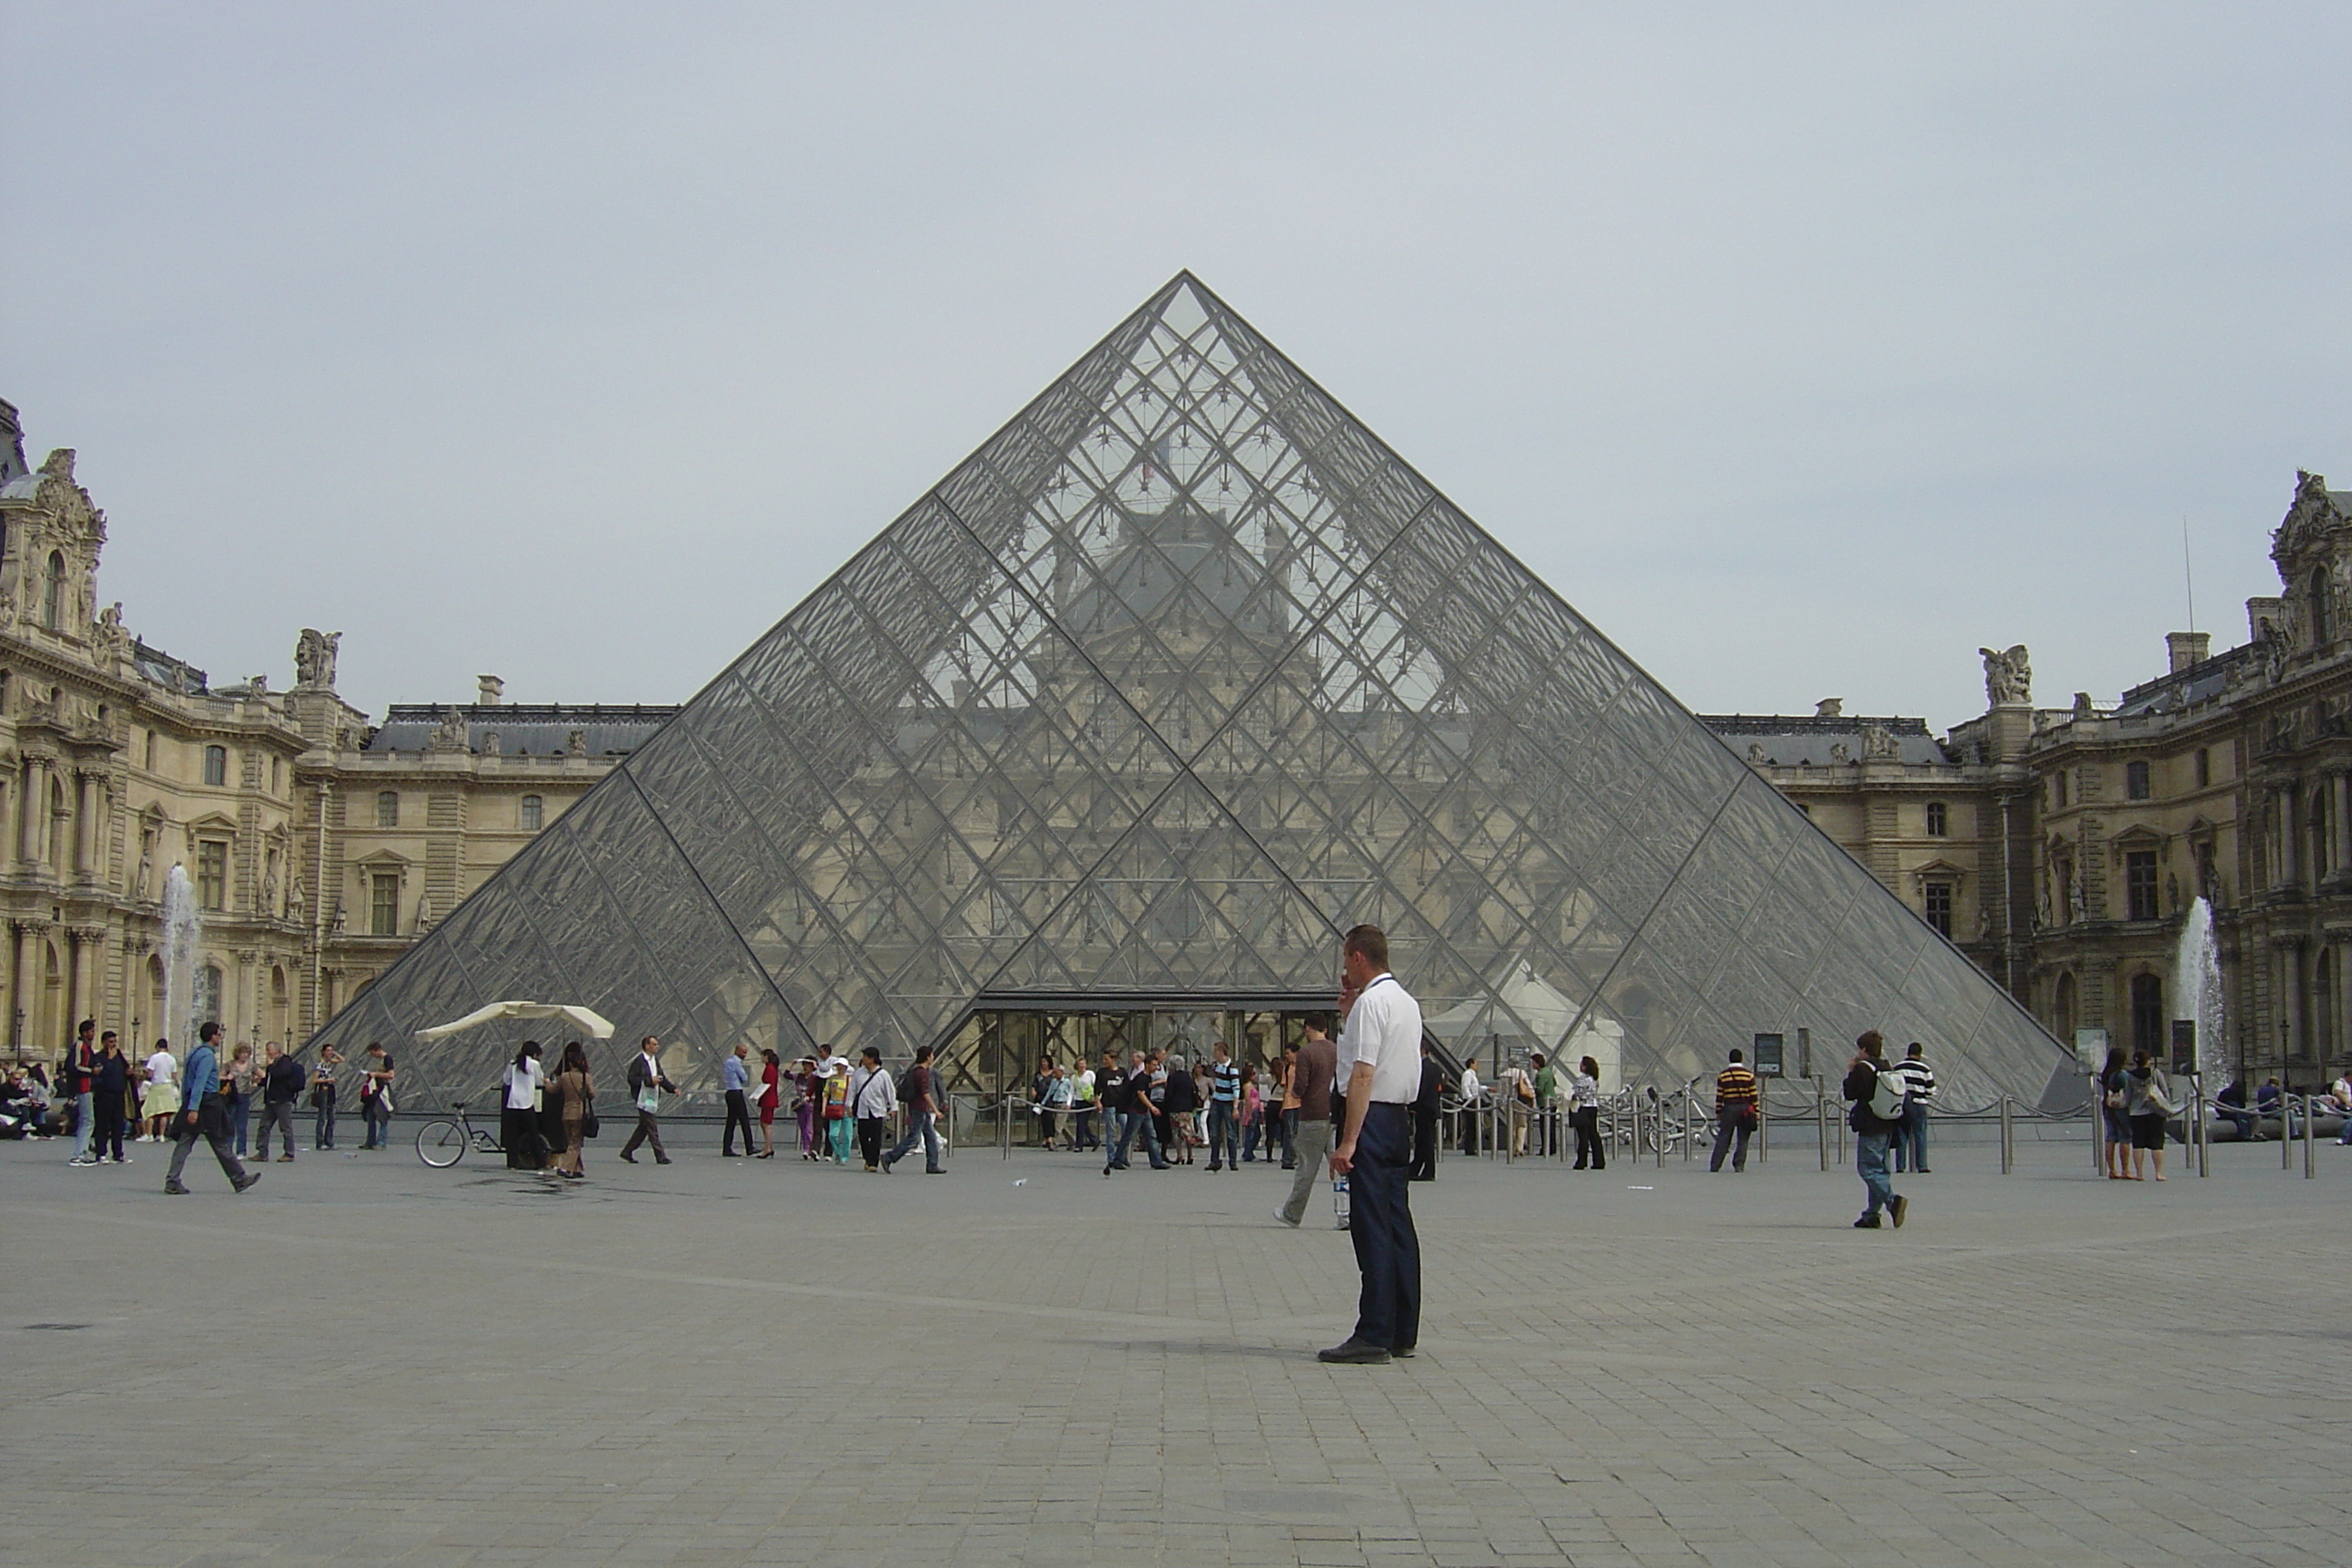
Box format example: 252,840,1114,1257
416,1100,503,1167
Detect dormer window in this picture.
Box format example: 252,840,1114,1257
43,552,65,631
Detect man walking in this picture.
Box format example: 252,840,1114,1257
882,1044,945,1174
64,1018,98,1167
1206,1042,1241,1171
619,1035,677,1165
1708,1047,1759,1173
1842,1031,1907,1230
1409,1040,1442,1181
91,1032,132,1163
850,1046,895,1171
1456,1054,1483,1155
1319,925,1424,1365
1890,1041,1937,1173
163,1022,260,1196
254,1042,306,1161
1103,1050,1167,1173
720,1043,758,1156
1274,1011,1338,1227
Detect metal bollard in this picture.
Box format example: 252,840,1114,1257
1999,1095,2014,1173
2284,1094,2295,1171
1682,1086,1696,1164
2306,1095,2318,1180
2193,1076,2210,1179
1758,1097,1769,1164
1816,1083,1829,1172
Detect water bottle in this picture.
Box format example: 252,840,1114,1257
1332,1171,1350,1230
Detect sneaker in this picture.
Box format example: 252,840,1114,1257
232,1172,260,1194
1854,1214,1881,1229
164,1181,191,1195
67,1156,99,1167
1889,1195,1908,1229
1273,1208,1301,1228
880,1157,896,1173
113,1156,132,1165
277,1154,295,1162
1391,1346,1417,1359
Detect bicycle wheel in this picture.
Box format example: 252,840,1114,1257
416,1119,468,1167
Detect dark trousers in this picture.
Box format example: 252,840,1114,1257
166,1109,250,1189
1709,1110,1752,1172
1408,1106,1438,1180
1348,1103,1421,1352
1572,1105,1603,1169
1108,1109,1164,1169
1207,1102,1239,1168
93,1094,127,1161
1073,1107,1098,1149
1279,1107,1299,1168
722,1090,758,1154
313,1090,338,1149
885,1109,942,1171
856,1115,887,1168
1893,1105,1928,1172
254,1100,299,1160
620,1110,667,1160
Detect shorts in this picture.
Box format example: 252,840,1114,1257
2129,1112,2168,1152
2102,1108,2130,1143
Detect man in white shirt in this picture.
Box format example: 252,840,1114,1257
1457,1056,1484,1155
1320,924,1424,1366
849,1046,896,1172
720,1043,758,1157
619,1036,677,1165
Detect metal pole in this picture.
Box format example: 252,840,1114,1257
2283,1091,2294,1171
1758,1093,1769,1164
1817,1079,1828,1172
2091,1073,2103,1175
1683,1083,1696,1163
1999,1095,2014,1174
1654,1089,1665,1170
2193,1074,2209,1179
2305,1093,2317,1180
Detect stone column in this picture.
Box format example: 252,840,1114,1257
67,927,103,1033
2337,775,2352,876
2281,786,2301,889
2283,940,2308,1061
16,758,43,869
72,770,96,880
10,920,43,1054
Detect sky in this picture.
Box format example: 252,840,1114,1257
3,2,2347,732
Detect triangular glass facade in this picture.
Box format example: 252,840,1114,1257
316,273,2066,1112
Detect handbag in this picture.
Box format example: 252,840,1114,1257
582,1088,601,1141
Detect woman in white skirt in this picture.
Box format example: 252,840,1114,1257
142,1040,181,1142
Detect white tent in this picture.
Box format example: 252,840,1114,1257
416,1001,616,1042
1424,960,1624,1090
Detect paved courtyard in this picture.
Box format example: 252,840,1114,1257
5,1120,2348,1568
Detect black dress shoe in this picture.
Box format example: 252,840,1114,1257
619,1152,638,1163
1391,1346,1417,1358
654,1156,672,1165
1317,1338,1392,1365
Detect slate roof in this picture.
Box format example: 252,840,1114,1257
365,703,680,757
1698,713,1954,766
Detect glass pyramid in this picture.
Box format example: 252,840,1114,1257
316,273,2067,1114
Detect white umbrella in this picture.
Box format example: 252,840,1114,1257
416,1001,616,1042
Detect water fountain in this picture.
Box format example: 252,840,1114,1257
2173,895,2226,1085
161,864,202,1048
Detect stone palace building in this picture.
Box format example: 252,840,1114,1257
1,392,2343,1088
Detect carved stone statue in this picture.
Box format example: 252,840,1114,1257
1861,723,1899,762
429,706,470,751
481,730,502,757
1979,645,2031,707
1814,697,1843,720
93,601,127,659
295,629,342,690
2072,691,2096,719
565,728,587,758
329,903,348,936
1746,741,1767,765
1829,741,1852,765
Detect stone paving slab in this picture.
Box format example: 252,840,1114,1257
4,1126,2348,1566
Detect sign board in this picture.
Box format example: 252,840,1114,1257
2074,1027,2110,1073
1751,1033,1785,1077
2170,1019,2197,1078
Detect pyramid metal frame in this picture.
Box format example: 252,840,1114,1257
309,272,2067,1113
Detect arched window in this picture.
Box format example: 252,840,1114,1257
519,794,543,831
43,551,65,631
2312,566,2333,648
1925,800,1948,837
376,790,399,828
202,745,227,787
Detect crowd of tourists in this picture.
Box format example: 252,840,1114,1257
4,1018,400,1189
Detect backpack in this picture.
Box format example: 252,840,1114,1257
1868,1064,1910,1123
897,1066,917,1104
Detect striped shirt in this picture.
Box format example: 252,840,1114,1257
1891,1056,1937,1105
1714,1063,1759,1116
1210,1060,1240,1104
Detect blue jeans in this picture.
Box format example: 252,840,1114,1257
314,1092,338,1148
1240,1117,1260,1161
1709,1111,1751,1172
229,1098,250,1157
362,1097,391,1149
1207,1102,1239,1168
1857,1131,1895,1217
1107,1109,1164,1169
1279,1108,1298,1167
1893,1105,1928,1171
1348,1103,1421,1352
71,1092,94,1160
885,1110,942,1171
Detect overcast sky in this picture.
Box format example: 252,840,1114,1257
3,3,2347,732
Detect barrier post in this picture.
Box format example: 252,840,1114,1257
1998,1095,2014,1174
1758,1094,1769,1164
1655,1089,1666,1170
1683,1083,1697,1164
2305,1095,2318,1180
2284,1094,2295,1171
1816,1081,1829,1172
2192,1075,2210,1179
